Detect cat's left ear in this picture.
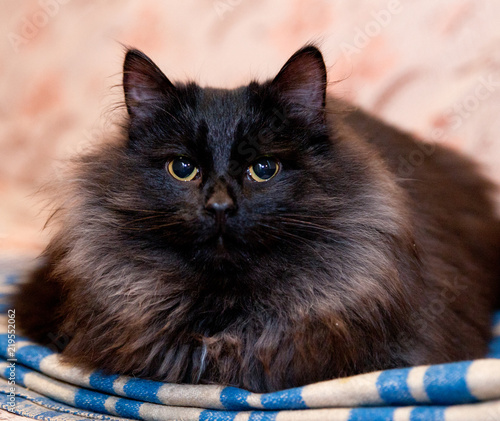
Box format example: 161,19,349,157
271,45,327,121
123,49,176,121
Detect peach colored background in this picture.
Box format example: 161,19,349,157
1,0,500,257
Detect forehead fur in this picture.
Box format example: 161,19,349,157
193,86,251,173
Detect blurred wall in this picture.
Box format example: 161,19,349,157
1,0,500,255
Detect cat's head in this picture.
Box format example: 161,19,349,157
103,46,343,273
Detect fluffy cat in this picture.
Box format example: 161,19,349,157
14,45,500,393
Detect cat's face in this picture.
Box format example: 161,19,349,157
115,47,334,270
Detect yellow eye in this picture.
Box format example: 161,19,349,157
167,157,199,181
248,157,280,182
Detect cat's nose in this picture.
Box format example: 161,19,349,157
205,193,236,219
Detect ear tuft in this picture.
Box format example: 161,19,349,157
271,45,327,120
123,49,175,120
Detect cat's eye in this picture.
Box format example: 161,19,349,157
167,156,199,181
247,157,280,182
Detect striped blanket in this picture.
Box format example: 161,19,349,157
1,265,499,421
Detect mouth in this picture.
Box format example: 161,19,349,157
213,234,232,257
197,231,240,264
187,219,248,265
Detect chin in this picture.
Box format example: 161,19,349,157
192,235,249,270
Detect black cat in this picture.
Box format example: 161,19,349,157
14,45,500,392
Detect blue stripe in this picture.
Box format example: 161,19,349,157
409,406,445,421
0,334,15,359
15,344,54,370
2,360,27,385
4,275,19,285
220,386,252,410
488,337,500,358
376,367,417,405
30,409,72,419
89,372,121,394
200,409,237,421
0,334,35,357
261,387,307,410
348,407,395,421
0,390,18,412
424,361,476,404
74,388,109,414
122,377,163,404
492,311,500,329
0,388,118,420
114,398,143,419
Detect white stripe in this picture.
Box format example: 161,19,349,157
112,376,129,395
0,315,7,331
246,392,264,409
157,383,225,409
492,322,500,337
138,402,203,421
466,359,500,401
0,285,18,295
393,406,412,421
39,354,91,388
0,256,38,275
22,371,77,406
233,413,251,421
406,365,431,403
444,399,500,421
301,371,384,407
104,396,120,416
13,340,35,350
275,408,351,420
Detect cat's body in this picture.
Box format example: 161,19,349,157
14,46,500,392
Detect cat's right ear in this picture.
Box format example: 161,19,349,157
270,45,327,122
123,49,176,121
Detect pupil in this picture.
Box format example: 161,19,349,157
254,159,276,179
173,158,194,178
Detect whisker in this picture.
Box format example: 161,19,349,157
277,216,334,231
142,221,184,231
122,214,172,226
266,214,347,238
277,213,335,220
107,206,171,214
257,222,321,255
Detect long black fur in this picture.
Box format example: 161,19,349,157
13,46,500,392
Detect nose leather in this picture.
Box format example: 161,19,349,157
206,191,235,213
205,188,236,231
